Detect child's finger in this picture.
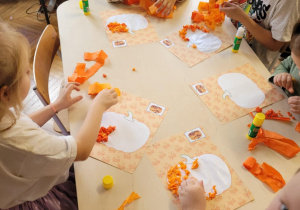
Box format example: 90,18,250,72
70,95,83,105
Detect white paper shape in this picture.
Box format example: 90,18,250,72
217,73,265,108
185,30,222,53
106,14,148,33
100,111,150,153
181,154,231,196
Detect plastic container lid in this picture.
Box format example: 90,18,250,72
253,113,265,127
102,175,113,189
236,27,245,38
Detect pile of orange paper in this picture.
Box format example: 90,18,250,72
243,156,285,192
248,126,300,158
191,0,227,30
68,50,108,84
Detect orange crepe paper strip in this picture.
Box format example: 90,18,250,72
191,158,199,169
243,156,285,192
250,109,292,121
117,191,141,210
139,0,175,18
248,127,300,158
68,50,108,84
88,82,121,96
296,122,300,133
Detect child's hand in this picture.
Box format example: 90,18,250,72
273,73,294,93
153,0,176,17
53,82,83,112
93,88,118,111
288,96,300,114
178,178,206,210
219,2,246,22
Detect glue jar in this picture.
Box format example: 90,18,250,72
232,27,245,53
247,113,265,140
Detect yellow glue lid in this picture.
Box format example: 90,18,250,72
103,175,113,189
79,1,83,9
253,113,265,127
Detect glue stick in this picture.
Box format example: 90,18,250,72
247,113,265,140
232,27,245,53
82,0,90,15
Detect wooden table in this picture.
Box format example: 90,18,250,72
57,1,300,209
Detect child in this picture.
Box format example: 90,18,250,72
181,169,300,210
0,21,118,209
269,20,300,114
220,0,300,68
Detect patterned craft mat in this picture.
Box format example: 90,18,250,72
162,24,233,67
99,8,160,47
190,63,285,124
90,91,167,173
146,127,254,209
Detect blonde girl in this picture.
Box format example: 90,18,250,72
0,21,118,209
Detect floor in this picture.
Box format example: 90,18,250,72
0,0,66,135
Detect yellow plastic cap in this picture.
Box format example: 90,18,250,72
253,113,265,127
103,175,113,189
79,1,83,9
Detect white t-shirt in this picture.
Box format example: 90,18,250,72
0,112,77,209
235,0,300,68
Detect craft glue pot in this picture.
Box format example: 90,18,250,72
82,0,90,15
102,175,113,189
247,113,265,140
232,27,245,53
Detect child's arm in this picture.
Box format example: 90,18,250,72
75,88,118,161
178,178,206,210
220,2,286,51
269,57,294,93
28,83,83,126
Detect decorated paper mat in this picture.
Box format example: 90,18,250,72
99,8,159,47
90,91,167,173
146,127,254,209
161,24,232,67
190,63,285,124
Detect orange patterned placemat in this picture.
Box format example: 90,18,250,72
146,128,254,209
90,91,167,173
99,8,159,47
163,24,232,67
191,63,285,124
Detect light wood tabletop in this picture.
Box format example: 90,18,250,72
57,0,300,209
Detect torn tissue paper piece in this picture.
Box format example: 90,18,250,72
117,191,140,210
243,156,285,192
248,127,300,158
88,82,121,96
68,50,108,84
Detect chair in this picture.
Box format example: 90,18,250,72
33,24,70,136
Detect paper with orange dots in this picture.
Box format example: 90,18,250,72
162,24,233,67
146,128,254,210
90,91,167,173
100,8,159,47
190,63,285,124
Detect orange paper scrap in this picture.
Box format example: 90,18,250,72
68,50,108,84
117,191,141,210
248,127,300,158
243,156,285,192
296,122,300,133
88,82,121,96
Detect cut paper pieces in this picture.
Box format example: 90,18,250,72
296,122,300,133
191,63,285,124
100,8,159,47
164,23,232,67
218,73,265,108
88,82,121,96
248,127,300,158
243,156,285,192
89,91,167,173
117,191,140,210
147,128,253,209
68,50,108,84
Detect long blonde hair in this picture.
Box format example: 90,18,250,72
0,20,31,132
